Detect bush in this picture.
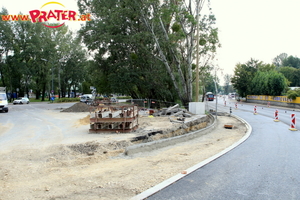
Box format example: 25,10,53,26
54,97,80,103
117,96,132,99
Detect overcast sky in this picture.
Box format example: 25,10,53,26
2,0,300,83
211,0,300,77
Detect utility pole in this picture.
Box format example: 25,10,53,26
214,69,218,119
195,0,200,102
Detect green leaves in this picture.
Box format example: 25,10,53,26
0,7,88,99
232,58,288,97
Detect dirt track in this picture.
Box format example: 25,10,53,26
0,106,247,200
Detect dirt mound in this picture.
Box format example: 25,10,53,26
61,102,90,112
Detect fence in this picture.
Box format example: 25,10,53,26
122,99,183,109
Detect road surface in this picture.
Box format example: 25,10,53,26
148,98,300,200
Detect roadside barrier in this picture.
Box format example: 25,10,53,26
254,105,257,115
289,114,297,131
274,110,279,122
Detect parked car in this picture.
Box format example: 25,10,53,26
13,97,30,105
80,94,93,104
110,97,118,103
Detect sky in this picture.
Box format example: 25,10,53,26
210,0,300,77
2,0,300,84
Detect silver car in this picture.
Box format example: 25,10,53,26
13,97,30,105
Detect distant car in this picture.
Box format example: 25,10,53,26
80,94,93,103
13,97,30,105
110,97,118,103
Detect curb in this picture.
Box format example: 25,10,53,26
130,114,252,200
125,114,216,156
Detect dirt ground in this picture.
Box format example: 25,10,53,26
0,110,247,200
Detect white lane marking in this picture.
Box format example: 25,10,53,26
35,118,42,121
47,125,51,130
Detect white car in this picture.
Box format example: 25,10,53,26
13,97,30,105
110,97,118,103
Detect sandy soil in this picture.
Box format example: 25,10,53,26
0,114,247,200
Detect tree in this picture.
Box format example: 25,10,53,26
78,0,220,106
272,53,288,68
286,88,300,100
278,66,297,86
282,55,300,69
223,74,232,94
251,70,288,96
0,7,89,100
231,58,259,98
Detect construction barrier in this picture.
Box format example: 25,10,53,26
289,114,297,131
254,105,257,115
274,110,279,122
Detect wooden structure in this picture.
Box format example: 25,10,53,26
89,105,139,133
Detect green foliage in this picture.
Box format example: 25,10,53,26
0,7,88,101
251,70,288,96
287,89,300,100
231,58,289,97
171,23,181,32
78,0,220,106
231,59,259,97
199,38,206,46
272,53,288,68
116,96,132,99
54,98,80,103
282,55,300,68
278,67,300,86
223,74,234,94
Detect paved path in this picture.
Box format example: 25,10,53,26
146,110,300,200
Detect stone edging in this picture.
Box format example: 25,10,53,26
125,114,217,156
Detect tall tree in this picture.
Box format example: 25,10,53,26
273,53,288,68
278,66,297,86
78,0,219,106
231,59,259,98
282,55,300,69
223,74,232,95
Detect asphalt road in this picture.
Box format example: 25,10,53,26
148,98,300,200
0,102,99,152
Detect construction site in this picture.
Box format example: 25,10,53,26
0,101,247,200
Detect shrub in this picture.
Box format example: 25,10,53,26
54,97,80,103
287,90,299,100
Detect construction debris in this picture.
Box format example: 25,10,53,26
153,104,192,118
89,105,139,133
61,102,90,112
224,124,234,129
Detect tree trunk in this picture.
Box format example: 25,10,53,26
42,83,46,101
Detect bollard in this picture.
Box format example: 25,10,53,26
254,105,258,115
274,110,279,122
224,101,226,107
235,103,238,109
230,107,232,115
289,114,297,131
268,101,270,107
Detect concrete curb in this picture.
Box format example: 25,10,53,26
125,114,216,156
130,114,252,200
